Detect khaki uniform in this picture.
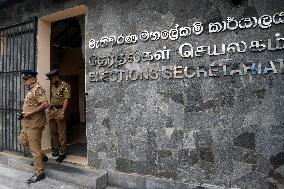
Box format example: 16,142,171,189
19,82,47,176
49,81,71,155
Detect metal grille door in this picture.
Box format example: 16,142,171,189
0,18,37,152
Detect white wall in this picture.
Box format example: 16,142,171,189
37,19,51,150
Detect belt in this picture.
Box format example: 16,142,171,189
50,105,63,109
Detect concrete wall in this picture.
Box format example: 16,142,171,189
85,0,284,188
0,0,84,28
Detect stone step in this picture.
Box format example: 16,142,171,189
105,187,127,189
0,151,239,189
0,151,107,189
0,162,79,189
108,171,239,189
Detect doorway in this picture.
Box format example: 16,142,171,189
50,16,86,163
37,5,86,165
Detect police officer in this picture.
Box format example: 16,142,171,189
46,69,71,163
19,70,49,183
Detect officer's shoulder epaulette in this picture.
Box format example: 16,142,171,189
35,86,46,96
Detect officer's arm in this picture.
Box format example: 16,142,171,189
60,84,71,115
23,100,49,118
33,88,49,114
60,98,70,115
30,100,49,115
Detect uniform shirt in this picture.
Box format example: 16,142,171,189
22,82,47,128
50,81,71,106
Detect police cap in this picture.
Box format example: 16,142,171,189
45,69,59,80
21,70,38,80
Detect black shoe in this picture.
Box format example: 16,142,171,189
43,154,48,162
25,173,45,184
30,154,48,166
56,154,66,163
52,148,59,157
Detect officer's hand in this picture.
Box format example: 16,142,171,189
58,114,64,121
23,112,32,119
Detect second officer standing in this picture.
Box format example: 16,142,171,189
46,69,71,163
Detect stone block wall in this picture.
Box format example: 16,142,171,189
85,0,284,188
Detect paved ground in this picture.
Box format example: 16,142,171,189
0,162,124,189
0,162,79,189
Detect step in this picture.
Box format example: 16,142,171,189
0,162,79,189
105,187,127,189
0,151,107,189
108,171,240,189
0,151,238,189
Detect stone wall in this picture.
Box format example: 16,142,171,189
85,0,284,188
0,0,84,27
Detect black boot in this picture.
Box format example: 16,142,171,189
56,153,66,163
52,148,59,157
25,173,45,184
30,154,48,166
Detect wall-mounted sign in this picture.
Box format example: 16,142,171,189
88,11,284,82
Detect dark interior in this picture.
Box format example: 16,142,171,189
51,17,86,157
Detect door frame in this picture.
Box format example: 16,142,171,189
38,4,86,154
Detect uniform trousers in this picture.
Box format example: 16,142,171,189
49,109,67,155
19,126,44,176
